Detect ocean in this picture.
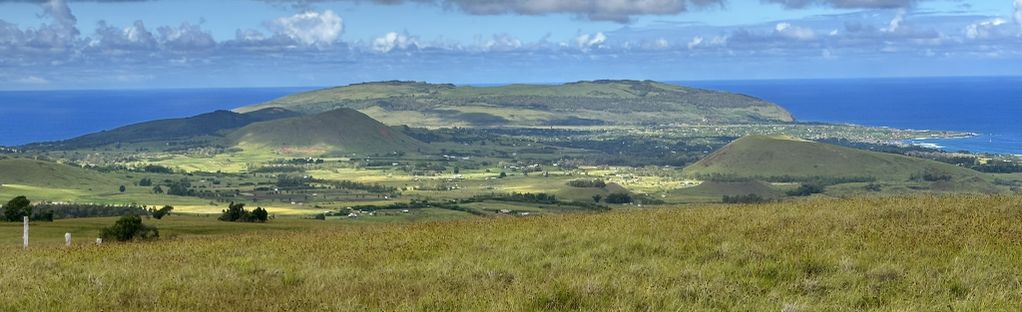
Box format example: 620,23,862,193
684,77,1022,155
0,87,314,146
0,77,1018,154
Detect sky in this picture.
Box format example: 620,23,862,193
0,0,1020,89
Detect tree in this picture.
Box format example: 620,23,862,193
499,171,507,178
139,177,153,187
152,205,174,220
592,194,602,203
252,207,269,222
2,196,31,222
100,215,159,242
219,202,269,223
119,185,127,193
152,185,164,194
605,193,633,204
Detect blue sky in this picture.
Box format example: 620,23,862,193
1,0,1020,89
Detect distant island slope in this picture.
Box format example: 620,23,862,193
235,80,795,127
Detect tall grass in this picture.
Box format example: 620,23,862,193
2,194,1022,311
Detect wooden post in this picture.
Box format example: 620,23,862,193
65,233,72,247
22,216,29,249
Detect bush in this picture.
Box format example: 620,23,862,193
567,179,607,188
101,215,159,242
787,184,825,197
152,205,174,220
219,202,269,223
2,196,31,222
722,194,768,204
605,193,633,204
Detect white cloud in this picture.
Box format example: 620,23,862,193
576,32,606,50
15,76,50,84
883,9,906,33
157,22,216,50
1015,0,1022,29
88,20,157,51
775,22,816,40
965,18,1010,39
269,10,343,47
485,33,522,51
372,32,418,53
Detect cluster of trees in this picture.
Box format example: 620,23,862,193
722,194,769,204
150,205,174,219
604,193,634,204
101,215,159,242
218,202,269,223
787,184,826,197
2,196,52,222
139,164,174,174
567,179,607,188
33,203,150,219
276,175,312,188
324,179,397,193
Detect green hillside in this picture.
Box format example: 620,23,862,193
235,80,795,127
26,108,300,150
0,158,117,188
226,108,427,155
683,135,987,182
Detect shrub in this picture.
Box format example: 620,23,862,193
219,202,269,223
723,194,768,204
101,215,159,242
2,196,31,222
605,193,633,204
152,205,174,220
787,184,825,197
567,179,607,188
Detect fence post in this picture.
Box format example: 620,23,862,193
23,216,29,249
65,233,72,247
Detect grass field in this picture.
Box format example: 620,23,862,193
3,194,1021,311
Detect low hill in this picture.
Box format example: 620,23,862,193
683,135,987,182
226,108,427,155
0,158,116,188
235,80,794,127
26,108,300,150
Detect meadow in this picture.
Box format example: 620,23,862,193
3,194,1021,311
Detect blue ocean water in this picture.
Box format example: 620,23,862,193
0,87,314,146
684,77,1022,155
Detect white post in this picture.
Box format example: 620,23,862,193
65,233,72,247
95,238,102,246
22,216,29,249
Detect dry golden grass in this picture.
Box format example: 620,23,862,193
3,195,1022,311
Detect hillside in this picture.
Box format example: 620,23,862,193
0,158,116,188
25,108,300,150
684,135,987,182
4,195,1022,310
235,80,795,127
226,108,427,155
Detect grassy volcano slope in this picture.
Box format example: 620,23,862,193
235,80,794,126
24,108,301,150
226,108,427,155
3,195,1022,310
684,135,987,182
0,158,118,188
